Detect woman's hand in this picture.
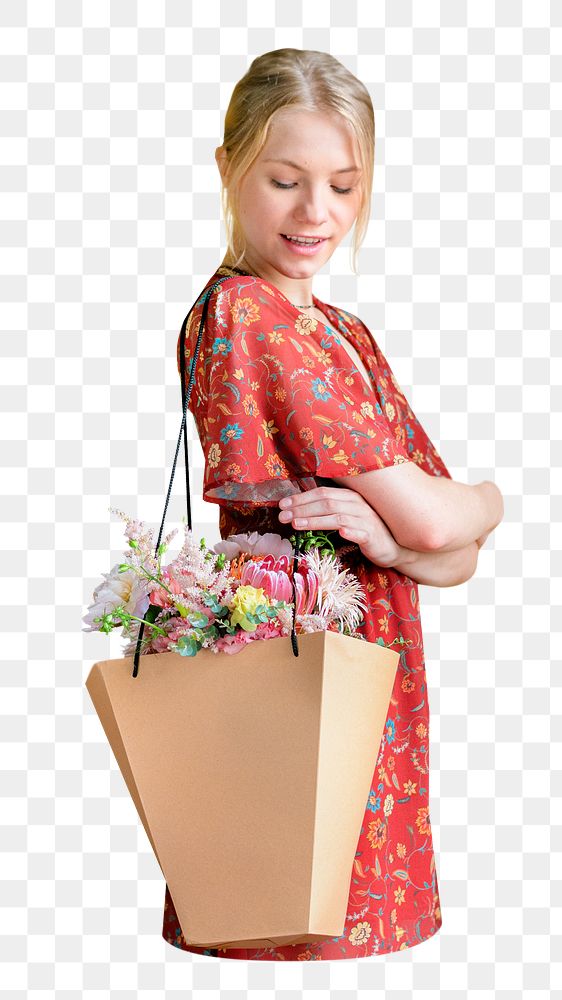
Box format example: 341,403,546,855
278,485,401,568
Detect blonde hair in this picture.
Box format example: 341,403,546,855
217,48,375,276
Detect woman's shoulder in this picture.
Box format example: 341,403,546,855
206,267,273,301
198,268,281,327
208,266,261,292
177,268,285,381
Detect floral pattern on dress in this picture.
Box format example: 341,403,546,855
162,265,451,961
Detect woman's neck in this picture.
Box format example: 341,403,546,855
220,258,316,310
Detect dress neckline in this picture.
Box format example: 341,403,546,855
215,265,374,391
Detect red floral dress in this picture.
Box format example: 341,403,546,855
162,264,451,960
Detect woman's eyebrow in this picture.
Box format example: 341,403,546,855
262,157,361,174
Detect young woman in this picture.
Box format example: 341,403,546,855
162,48,504,961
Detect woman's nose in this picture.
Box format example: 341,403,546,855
294,189,329,225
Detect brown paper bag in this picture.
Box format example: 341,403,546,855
85,628,399,949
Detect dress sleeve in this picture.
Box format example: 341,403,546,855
352,316,453,480
178,275,414,507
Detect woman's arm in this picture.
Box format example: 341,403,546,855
427,479,504,552
378,500,501,585
475,526,495,550
276,475,501,587
386,540,479,587
331,466,504,553
376,498,500,586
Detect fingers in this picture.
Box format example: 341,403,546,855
279,486,355,509
278,509,365,533
278,487,362,524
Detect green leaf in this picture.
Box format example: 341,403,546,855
144,604,161,625
212,605,230,619
173,635,201,657
186,610,209,627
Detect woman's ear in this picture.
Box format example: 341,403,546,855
215,146,229,187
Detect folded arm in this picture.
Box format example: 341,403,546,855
329,462,504,587
387,539,479,587
331,462,504,554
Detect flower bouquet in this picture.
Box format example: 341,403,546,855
83,507,371,661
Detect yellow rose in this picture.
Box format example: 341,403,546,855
230,585,270,632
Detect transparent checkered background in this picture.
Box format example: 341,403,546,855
1,0,559,996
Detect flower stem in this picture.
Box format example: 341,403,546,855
95,607,168,638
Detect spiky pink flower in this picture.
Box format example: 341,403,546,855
240,553,319,616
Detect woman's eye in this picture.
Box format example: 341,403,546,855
271,179,353,195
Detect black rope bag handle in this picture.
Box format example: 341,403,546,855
132,272,305,677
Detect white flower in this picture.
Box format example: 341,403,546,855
82,563,150,631
303,548,368,633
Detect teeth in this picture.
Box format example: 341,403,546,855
284,235,322,244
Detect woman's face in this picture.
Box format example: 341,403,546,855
218,108,364,284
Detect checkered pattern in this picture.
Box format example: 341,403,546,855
0,0,558,995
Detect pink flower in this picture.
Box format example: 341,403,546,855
148,621,188,654
149,569,184,609
292,561,319,616
213,530,294,561
257,620,286,641
240,555,319,617
151,634,173,653
214,618,286,654
214,630,256,655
